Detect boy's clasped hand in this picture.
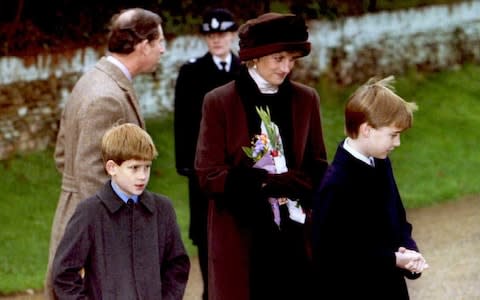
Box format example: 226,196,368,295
396,247,429,273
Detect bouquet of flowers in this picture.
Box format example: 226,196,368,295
242,106,305,227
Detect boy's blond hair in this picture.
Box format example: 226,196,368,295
345,75,418,138
101,123,158,165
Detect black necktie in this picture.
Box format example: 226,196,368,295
220,61,227,72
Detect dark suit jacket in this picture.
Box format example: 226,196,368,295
195,68,328,300
52,181,190,300
312,142,421,299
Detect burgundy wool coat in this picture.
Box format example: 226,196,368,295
195,70,328,300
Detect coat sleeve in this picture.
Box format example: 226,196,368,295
384,159,423,280
160,202,191,300
385,158,419,251
54,113,66,173
173,64,195,176
52,202,92,299
194,91,230,196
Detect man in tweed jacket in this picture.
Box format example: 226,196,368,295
45,8,165,299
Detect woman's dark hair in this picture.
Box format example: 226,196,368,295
107,8,162,54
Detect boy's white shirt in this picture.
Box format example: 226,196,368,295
343,137,375,166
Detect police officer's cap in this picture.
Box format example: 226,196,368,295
201,8,238,34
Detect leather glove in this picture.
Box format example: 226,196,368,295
223,167,270,227
262,170,313,201
225,167,268,197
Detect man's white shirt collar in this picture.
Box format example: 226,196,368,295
107,55,132,81
213,53,232,72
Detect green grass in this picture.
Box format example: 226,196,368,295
316,65,480,207
392,66,480,206
1,64,480,294
0,152,60,294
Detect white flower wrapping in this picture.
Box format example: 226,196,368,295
253,119,306,226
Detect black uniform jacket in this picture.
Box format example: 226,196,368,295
174,52,241,176
174,52,241,244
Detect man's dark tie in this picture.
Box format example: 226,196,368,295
220,61,227,72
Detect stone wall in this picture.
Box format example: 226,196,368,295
0,75,78,159
0,1,479,160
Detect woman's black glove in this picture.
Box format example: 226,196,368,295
223,167,271,226
262,170,313,202
225,167,268,197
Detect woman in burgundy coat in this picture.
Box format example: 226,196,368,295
195,13,328,300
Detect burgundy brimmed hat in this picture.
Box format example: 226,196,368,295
238,12,311,61
201,8,238,34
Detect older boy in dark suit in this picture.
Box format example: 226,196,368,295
312,76,428,299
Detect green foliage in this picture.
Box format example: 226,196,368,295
1,63,480,294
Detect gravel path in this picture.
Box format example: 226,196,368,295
406,195,480,299
1,196,479,300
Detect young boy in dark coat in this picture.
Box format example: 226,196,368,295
52,123,190,300
312,76,428,299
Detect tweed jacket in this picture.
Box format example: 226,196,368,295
47,57,145,298
195,71,328,300
312,142,421,299
52,181,190,300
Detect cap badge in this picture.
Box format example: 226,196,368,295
210,18,220,30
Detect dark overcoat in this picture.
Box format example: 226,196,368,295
312,142,421,299
52,181,190,300
174,51,241,244
195,68,328,300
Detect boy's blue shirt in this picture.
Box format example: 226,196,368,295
111,180,139,203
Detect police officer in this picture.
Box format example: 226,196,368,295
173,8,240,300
